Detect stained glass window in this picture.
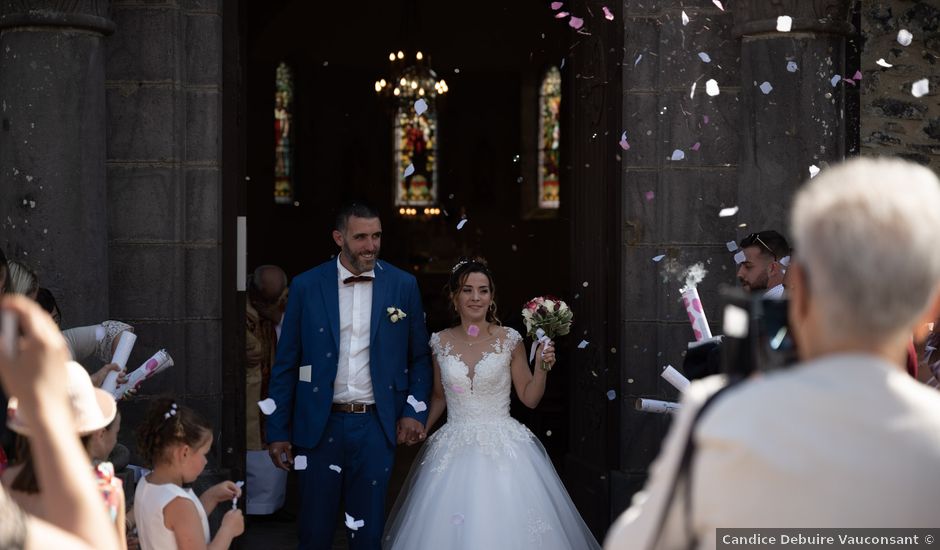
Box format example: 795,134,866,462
394,103,438,206
274,62,294,205
538,66,561,209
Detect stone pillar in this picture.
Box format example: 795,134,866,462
0,1,113,326
733,0,853,231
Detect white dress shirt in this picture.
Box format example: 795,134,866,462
605,354,940,550
763,283,785,299
334,257,375,404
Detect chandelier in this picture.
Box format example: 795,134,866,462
374,50,448,100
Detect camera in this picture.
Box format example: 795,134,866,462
719,286,798,379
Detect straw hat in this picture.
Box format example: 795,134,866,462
7,361,118,436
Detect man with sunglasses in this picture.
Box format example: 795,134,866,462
737,230,791,298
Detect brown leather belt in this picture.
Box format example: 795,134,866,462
331,402,374,414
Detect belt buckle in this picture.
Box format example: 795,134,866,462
352,403,367,414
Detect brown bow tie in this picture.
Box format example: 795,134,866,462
343,275,374,285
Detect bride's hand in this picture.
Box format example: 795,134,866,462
538,341,556,370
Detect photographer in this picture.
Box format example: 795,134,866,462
606,157,940,550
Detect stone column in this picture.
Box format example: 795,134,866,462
0,1,113,326
733,0,853,231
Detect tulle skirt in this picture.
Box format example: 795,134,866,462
383,418,601,549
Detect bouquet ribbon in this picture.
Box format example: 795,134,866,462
529,328,552,364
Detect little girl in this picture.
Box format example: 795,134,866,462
134,398,244,549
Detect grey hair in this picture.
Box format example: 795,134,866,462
791,157,940,343
7,259,38,296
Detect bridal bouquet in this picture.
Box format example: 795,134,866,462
522,296,573,371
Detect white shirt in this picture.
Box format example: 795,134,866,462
605,354,940,550
334,257,375,404
135,475,210,550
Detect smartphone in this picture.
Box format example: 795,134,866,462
720,287,798,378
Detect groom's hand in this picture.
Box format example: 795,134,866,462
397,418,426,446
268,441,294,471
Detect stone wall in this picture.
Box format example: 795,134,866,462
861,0,940,168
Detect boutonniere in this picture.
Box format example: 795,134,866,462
386,306,407,323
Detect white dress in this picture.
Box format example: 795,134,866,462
134,475,210,550
384,327,600,549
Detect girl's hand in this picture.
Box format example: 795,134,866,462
220,509,245,537
206,480,241,503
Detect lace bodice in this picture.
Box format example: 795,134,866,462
430,327,522,424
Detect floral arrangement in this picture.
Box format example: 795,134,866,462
521,296,573,370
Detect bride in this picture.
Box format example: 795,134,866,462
384,259,600,549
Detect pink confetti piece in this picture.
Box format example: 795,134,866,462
602,6,614,20
691,142,701,151
452,384,465,394
550,1,563,9
569,16,584,29
853,70,862,80
712,0,724,11
555,11,569,18
703,115,710,125
645,190,655,201
618,131,630,150
467,325,480,337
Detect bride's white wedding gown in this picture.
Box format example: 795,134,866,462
384,327,601,549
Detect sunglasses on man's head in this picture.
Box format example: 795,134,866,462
741,232,777,260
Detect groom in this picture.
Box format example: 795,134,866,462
266,201,431,549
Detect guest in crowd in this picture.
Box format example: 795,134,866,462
606,157,940,549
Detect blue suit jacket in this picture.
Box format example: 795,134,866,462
265,259,432,447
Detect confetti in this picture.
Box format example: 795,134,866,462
912,78,929,98
569,16,584,29
619,131,631,150
853,70,862,81
705,79,720,96
876,58,893,68
718,206,739,217
467,325,480,337
403,163,415,177
550,1,563,9
698,52,711,63
452,384,465,393
257,398,276,415
555,11,569,18
786,61,798,72
712,0,724,10
652,254,666,262
703,115,710,125
726,240,738,252
809,165,820,178
231,481,245,510
691,142,701,151
582,281,589,287
407,395,427,413
345,513,365,531
776,15,792,32
294,456,308,471
681,10,689,25
414,99,428,116
578,340,590,349
546,430,553,436
670,149,685,161
897,29,913,47
607,390,617,401
759,81,773,94
634,54,643,66
452,514,465,526
457,219,468,230
329,464,342,474
690,81,697,99
830,75,841,87
645,190,655,201
602,6,614,20
733,251,746,264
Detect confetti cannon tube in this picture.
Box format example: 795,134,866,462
112,349,174,399
661,365,691,392
681,286,713,342
635,398,681,414
101,331,137,394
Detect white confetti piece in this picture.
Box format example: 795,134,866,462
578,340,590,349
329,464,342,474
634,54,643,66
232,480,245,509
652,254,666,262
407,395,427,413
786,61,798,72
726,240,738,252
546,430,553,436
345,513,365,531
456,218,468,230
619,131,630,150
670,149,685,161
759,81,773,94
257,398,276,415
414,99,428,115
681,10,689,25
697,52,711,63
809,165,820,178
876,58,893,68
912,78,929,98
705,79,720,96
582,281,589,287
718,206,739,218
299,365,312,382
403,163,415,177
712,0,724,10
690,81,697,99
606,390,617,401
294,456,308,471
569,16,584,29
452,514,465,526
733,251,746,264
897,29,913,47
830,74,841,87
602,6,614,20
776,15,792,32
645,190,655,201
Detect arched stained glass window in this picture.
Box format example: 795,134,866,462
274,62,294,205
395,103,438,206
538,66,561,209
